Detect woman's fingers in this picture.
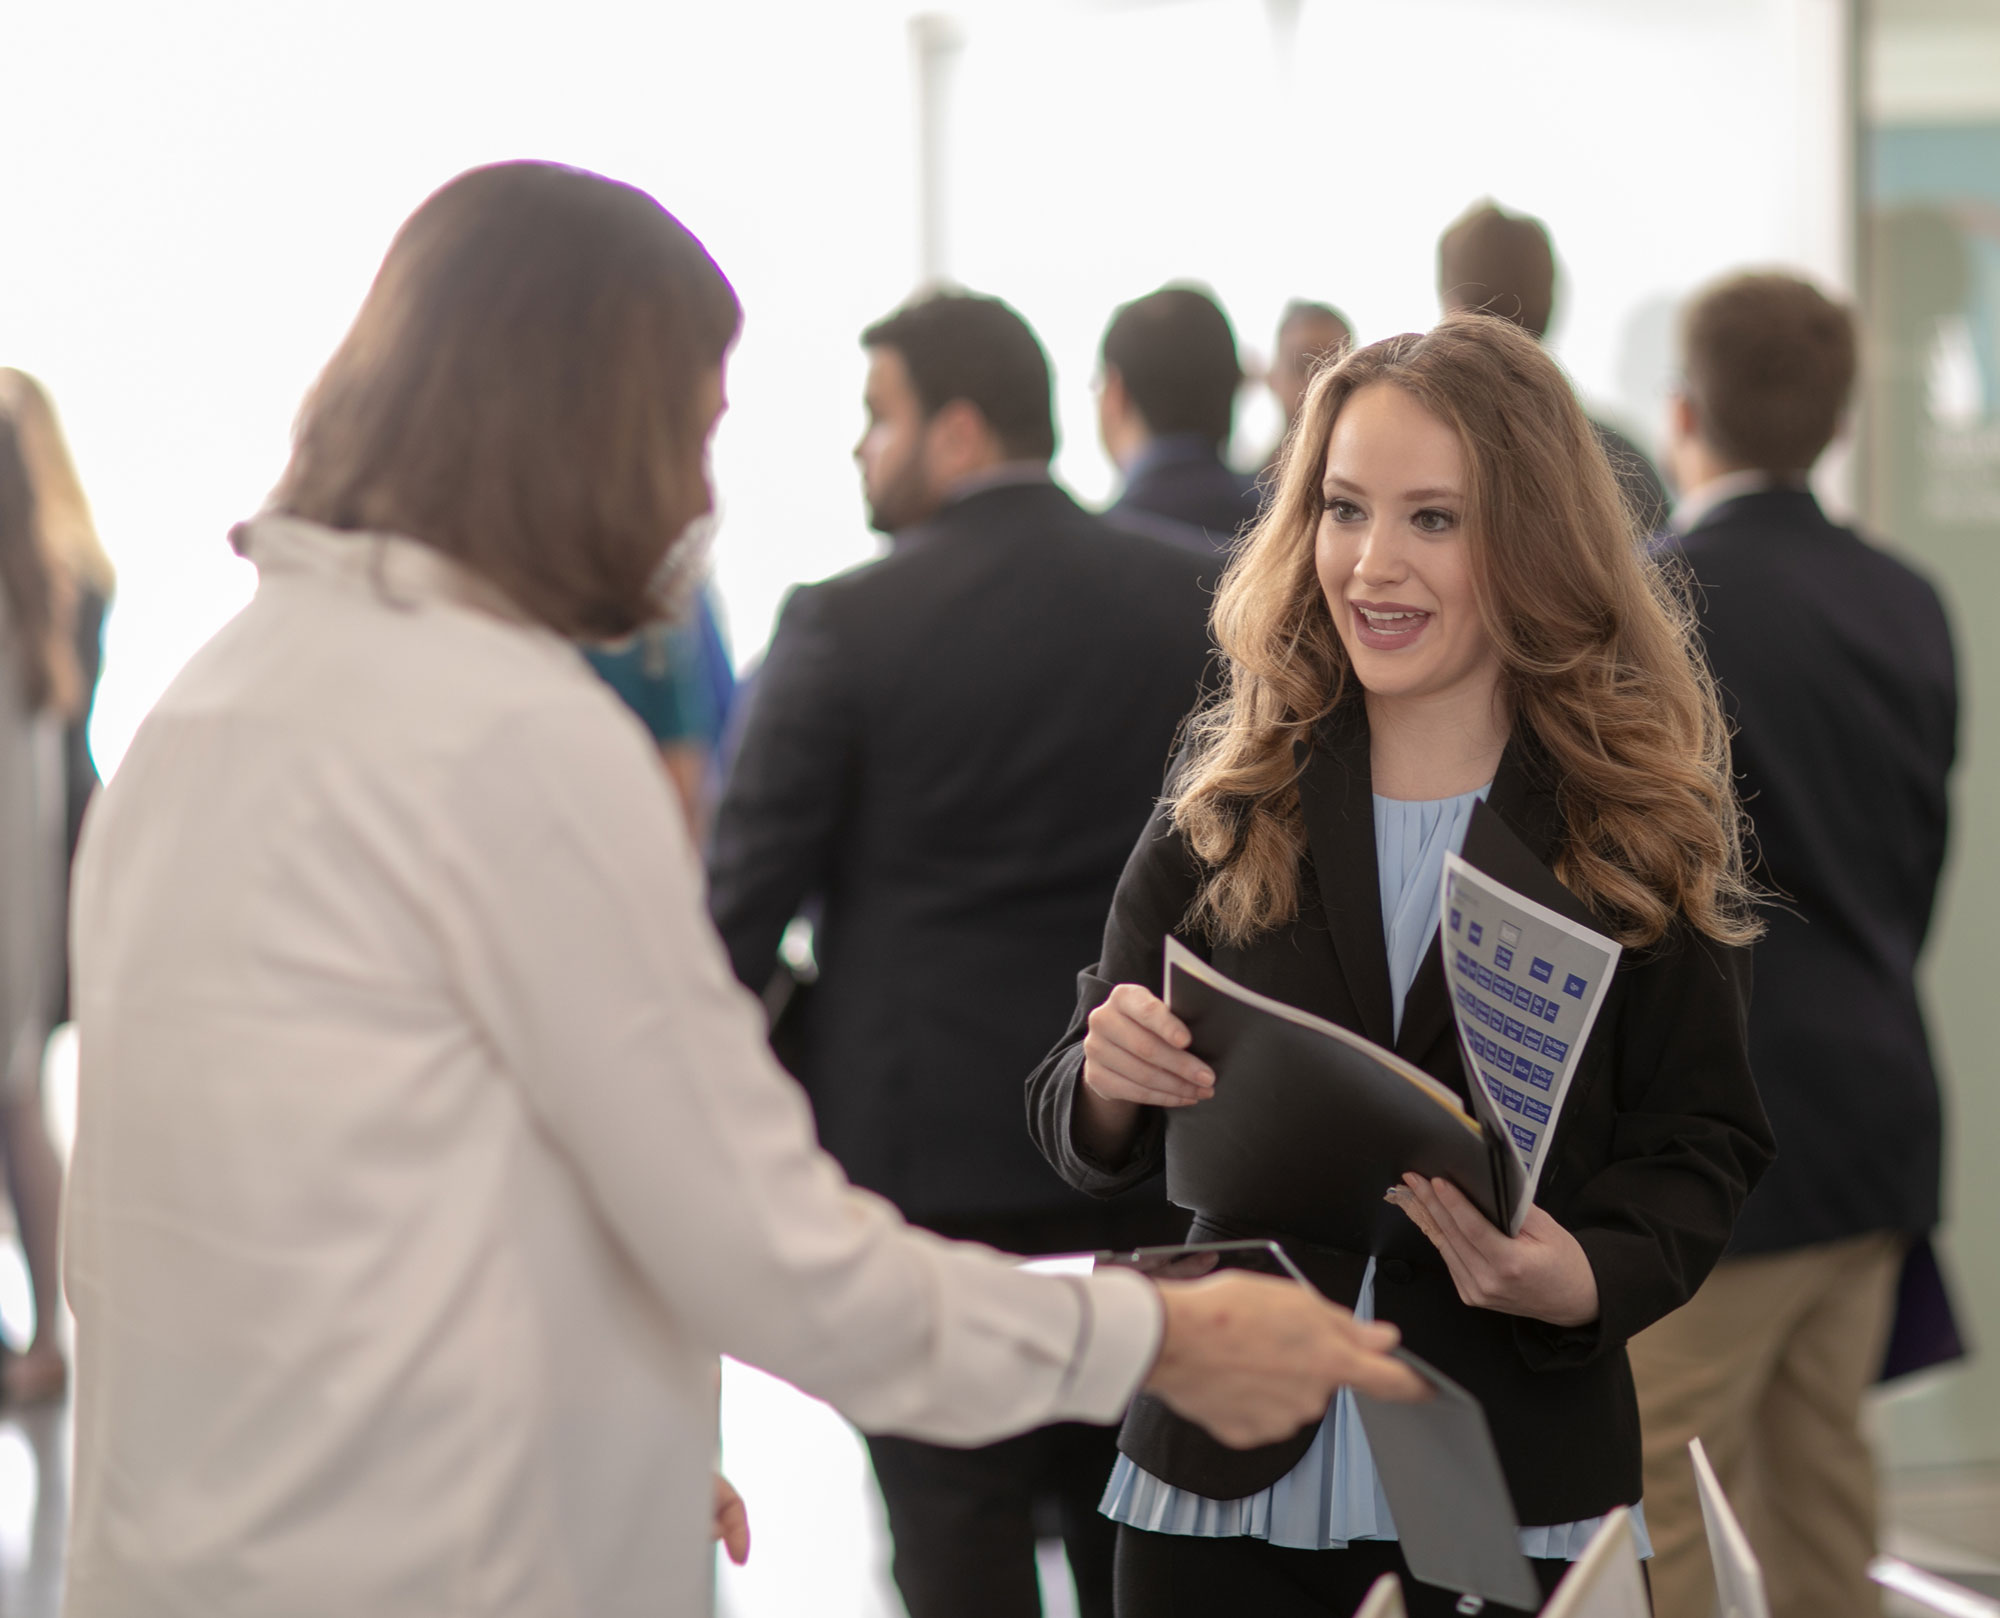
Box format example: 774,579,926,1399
1083,1035,1210,1105
1106,983,1196,1050
1095,988,1210,1081
1146,1274,1429,1450
1082,988,1213,1106
1425,1177,1514,1264
1390,1179,1599,1326
1395,1176,1495,1306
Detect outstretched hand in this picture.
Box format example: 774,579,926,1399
1388,1175,1599,1329
1144,1271,1430,1449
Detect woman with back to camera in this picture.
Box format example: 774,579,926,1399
60,161,1425,1618
0,368,114,1406
1027,313,1776,1618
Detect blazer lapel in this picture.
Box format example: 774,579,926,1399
1297,703,1396,1049
1482,731,1565,868
1392,732,1565,1069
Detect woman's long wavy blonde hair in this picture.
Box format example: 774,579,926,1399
1172,313,1757,951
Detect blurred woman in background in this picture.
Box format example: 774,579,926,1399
0,369,117,929
0,409,78,1406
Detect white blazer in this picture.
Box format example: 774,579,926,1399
63,515,1160,1618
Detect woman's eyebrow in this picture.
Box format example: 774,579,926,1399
1322,472,1462,502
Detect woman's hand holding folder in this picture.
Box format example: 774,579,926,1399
1077,984,1211,1159
1389,1174,1600,1328
1144,1273,1430,1447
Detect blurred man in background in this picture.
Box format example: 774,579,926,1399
1437,200,1670,535
1261,298,1352,477
707,291,1212,1618
1097,285,1260,556
1633,272,1957,1618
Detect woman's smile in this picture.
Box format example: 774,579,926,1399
1349,597,1434,650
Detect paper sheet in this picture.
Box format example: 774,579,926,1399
1440,852,1621,1221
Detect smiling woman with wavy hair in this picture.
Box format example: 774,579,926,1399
1177,312,1756,953
1027,311,1774,1616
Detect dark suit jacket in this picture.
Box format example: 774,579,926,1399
708,479,1216,1225
1109,434,1261,555
1025,703,1773,1523
1664,489,1956,1254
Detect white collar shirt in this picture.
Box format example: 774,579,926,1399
1668,470,1789,535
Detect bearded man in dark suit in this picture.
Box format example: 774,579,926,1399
709,291,1212,1618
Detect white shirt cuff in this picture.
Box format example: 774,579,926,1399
1059,1266,1164,1424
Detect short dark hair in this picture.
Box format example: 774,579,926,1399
276,161,742,640
861,292,1056,461
1101,286,1242,449
1682,272,1856,474
1437,202,1556,340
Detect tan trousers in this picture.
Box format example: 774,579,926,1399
1628,1233,1904,1618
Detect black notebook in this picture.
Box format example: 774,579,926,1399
1160,937,1508,1250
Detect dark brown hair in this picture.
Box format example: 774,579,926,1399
0,417,79,716
1437,202,1556,341
1101,286,1242,449
273,161,741,640
861,292,1057,461
1174,313,1757,951
1682,272,1856,475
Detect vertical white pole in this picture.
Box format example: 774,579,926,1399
910,12,964,288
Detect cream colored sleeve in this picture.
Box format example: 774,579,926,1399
430,693,1162,1441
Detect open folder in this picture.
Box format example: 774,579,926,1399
1161,803,1619,1243
1161,936,1503,1246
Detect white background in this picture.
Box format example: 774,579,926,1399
6,0,1848,785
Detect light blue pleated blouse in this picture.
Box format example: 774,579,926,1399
1101,785,1652,1560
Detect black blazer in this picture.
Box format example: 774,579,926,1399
1664,489,1956,1253
1025,704,1774,1523
708,480,1215,1225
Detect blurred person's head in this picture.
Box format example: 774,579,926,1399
0,415,79,716
1098,286,1242,470
0,370,115,600
272,161,741,641
1437,202,1556,341
1270,300,1353,428
855,292,1056,534
1668,272,1856,492
1171,311,1750,954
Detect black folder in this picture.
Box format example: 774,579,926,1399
1161,939,1509,1250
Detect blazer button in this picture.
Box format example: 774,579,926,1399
1378,1259,1412,1285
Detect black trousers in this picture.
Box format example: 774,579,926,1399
870,1422,1122,1618
869,1199,1186,1618
1113,1530,1576,1618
